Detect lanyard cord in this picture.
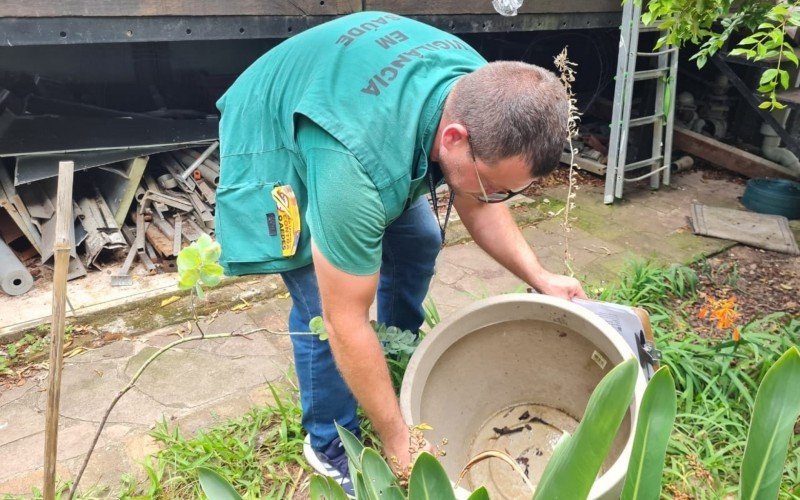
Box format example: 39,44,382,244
427,169,455,247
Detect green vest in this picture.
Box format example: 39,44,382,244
215,12,487,275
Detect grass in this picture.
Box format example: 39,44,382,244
598,260,800,499
119,380,307,499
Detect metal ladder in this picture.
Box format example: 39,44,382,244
604,0,679,204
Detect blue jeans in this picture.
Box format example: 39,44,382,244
280,196,442,450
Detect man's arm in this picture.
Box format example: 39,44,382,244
311,242,417,469
453,193,586,299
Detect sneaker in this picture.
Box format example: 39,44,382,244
304,434,355,497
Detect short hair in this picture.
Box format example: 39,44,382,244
447,61,568,177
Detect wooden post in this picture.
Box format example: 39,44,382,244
43,161,74,500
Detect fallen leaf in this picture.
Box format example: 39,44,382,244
780,284,793,290
65,347,89,358
231,299,252,312
276,292,290,299
160,296,181,307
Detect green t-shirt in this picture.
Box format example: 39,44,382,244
296,116,386,275
215,12,486,276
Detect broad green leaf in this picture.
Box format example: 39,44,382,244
621,367,677,500
533,359,638,500
200,240,222,263
177,246,201,273
728,48,750,57
760,68,779,85
739,35,760,45
197,467,243,500
759,101,772,109
310,475,349,500
310,316,326,334
178,269,199,290
355,471,369,498
195,233,213,252
466,486,490,500
408,452,456,500
200,263,224,287
739,347,800,500
336,423,365,471
780,70,790,90
361,447,399,499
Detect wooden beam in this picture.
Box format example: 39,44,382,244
43,161,74,500
673,128,798,180
0,0,352,18
364,0,620,14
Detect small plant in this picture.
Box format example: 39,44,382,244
176,233,224,300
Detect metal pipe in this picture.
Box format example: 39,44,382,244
180,141,219,181
0,239,33,296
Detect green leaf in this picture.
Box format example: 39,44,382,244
760,68,779,85
728,48,750,57
533,358,638,500
739,347,800,499
780,70,790,90
200,263,224,287
784,46,799,66
361,448,401,499
354,471,369,498
195,282,205,300
621,367,677,500
408,452,456,500
177,246,201,273
310,475,349,500
310,316,326,334
759,101,772,109
696,54,707,69
178,268,200,290
197,467,243,500
336,423,365,472
201,240,222,264
466,486,490,500
739,35,760,45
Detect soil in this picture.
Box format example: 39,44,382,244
681,245,800,339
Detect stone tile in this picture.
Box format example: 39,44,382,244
125,347,285,409
0,402,44,446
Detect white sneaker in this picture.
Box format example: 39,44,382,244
303,434,355,497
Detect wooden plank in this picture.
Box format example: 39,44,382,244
0,0,349,18
364,0,620,14
673,128,798,180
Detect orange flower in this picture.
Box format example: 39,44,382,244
732,327,741,342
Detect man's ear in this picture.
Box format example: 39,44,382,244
440,123,469,151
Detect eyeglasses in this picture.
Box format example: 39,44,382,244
467,135,534,203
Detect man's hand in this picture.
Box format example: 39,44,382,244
532,271,587,300
384,426,436,477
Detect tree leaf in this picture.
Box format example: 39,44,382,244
533,359,638,500
309,475,349,500
196,467,243,500
361,448,400,499
759,101,772,109
336,423,365,472
621,367,677,500
408,452,456,500
739,347,800,499
780,70,790,89
760,68,779,85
